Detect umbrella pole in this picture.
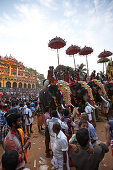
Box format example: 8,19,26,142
103,62,104,74
57,49,60,80
57,49,59,66
73,55,76,69
86,55,89,81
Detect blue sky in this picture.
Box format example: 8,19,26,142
0,0,113,77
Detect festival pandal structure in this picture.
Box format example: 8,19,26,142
0,55,36,88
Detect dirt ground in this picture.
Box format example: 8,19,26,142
0,117,113,170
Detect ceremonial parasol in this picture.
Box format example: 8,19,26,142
48,36,66,66
98,51,111,74
66,45,80,69
98,50,112,58
79,46,93,80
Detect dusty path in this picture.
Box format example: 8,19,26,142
0,118,113,170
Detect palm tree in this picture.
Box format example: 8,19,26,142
76,63,87,80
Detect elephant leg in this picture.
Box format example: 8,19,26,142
95,108,98,120
92,110,96,128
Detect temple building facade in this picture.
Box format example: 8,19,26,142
0,55,36,88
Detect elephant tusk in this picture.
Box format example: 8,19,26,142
71,104,74,108
100,96,108,103
94,105,98,108
61,104,65,109
86,102,95,110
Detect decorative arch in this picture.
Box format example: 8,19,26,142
24,83,27,88
13,82,17,88
19,82,22,88
32,84,35,89
28,84,31,89
6,82,11,88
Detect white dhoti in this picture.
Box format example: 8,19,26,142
26,117,34,126
50,136,55,151
51,154,70,170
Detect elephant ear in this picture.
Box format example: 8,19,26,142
57,81,71,106
78,81,96,105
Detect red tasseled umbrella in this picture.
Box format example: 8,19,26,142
98,50,112,58
79,46,93,80
48,36,66,66
66,45,80,69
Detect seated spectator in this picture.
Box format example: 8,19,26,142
70,128,109,170
2,150,18,170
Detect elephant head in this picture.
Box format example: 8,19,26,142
39,81,71,111
39,83,62,111
89,79,109,104
70,81,96,109
105,81,113,99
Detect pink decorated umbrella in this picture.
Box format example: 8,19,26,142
66,45,80,69
48,36,66,66
79,46,93,80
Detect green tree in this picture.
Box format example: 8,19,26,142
27,67,45,89
76,63,87,80
55,65,74,79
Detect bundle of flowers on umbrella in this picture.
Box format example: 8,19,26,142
97,57,110,63
92,79,109,100
78,81,96,105
56,81,71,107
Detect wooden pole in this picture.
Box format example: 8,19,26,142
73,55,76,70
86,55,89,81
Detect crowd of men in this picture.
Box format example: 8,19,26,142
0,97,113,170
47,66,107,84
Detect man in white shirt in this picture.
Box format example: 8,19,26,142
46,110,68,151
85,105,92,122
52,122,70,170
25,103,34,137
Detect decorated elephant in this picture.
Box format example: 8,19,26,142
88,79,110,119
105,81,113,110
39,80,71,111
69,81,97,127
